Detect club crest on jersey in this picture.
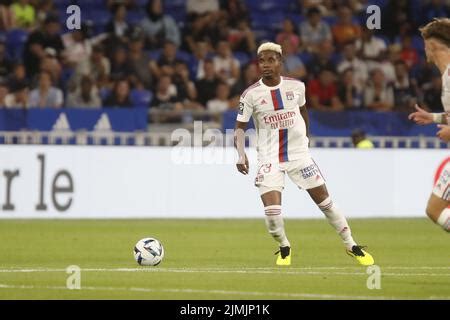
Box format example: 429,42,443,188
286,91,294,101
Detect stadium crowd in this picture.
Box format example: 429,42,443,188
0,0,448,122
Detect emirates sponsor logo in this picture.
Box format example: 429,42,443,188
263,111,296,129
263,111,296,124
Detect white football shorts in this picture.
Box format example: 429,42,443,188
433,160,450,201
255,155,326,195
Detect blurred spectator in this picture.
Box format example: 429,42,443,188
110,46,131,81
105,3,130,44
381,0,414,42
62,24,107,67
300,7,332,53
127,33,153,90
213,41,240,86
39,47,62,84
0,0,15,30
378,45,399,84
187,0,219,16
7,62,28,90
151,76,185,122
400,34,420,70
140,0,180,49
422,72,444,112
393,60,417,111
307,68,343,111
0,80,8,107
276,19,300,52
183,14,215,53
10,0,35,30
66,75,102,109
300,0,337,16
364,69,394,111
151,75,182,110
220,0,248,27
208,13,230,48
351,129,374,149
4,81,28,108
35,0,57,29
28,71,63,108
355,28,387,69
72,44,111,90
207,81,232,113
103,78,132,108
337,41,368,92
150,40,181,79
281,39,307,80
332,6,361,48
347,0,368,14
227,19,256,54
0,41,13,80
186,0,223,52
307,39,336,79
172,61,199,107
23,15,64,78
195,58,220,106
337,68,362,109
191,41,212,80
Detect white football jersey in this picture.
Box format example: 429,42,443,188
442,64,450,112
237,77,309,164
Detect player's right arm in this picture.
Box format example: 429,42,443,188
408,104,449,125
234,92,254,175
235,121,249,175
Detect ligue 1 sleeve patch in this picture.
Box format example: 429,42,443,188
239,102,244,115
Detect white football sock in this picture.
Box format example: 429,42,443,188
437,208,450,232
318,197,357,250
264,205,290,247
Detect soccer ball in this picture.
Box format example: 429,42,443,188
133,238,164,266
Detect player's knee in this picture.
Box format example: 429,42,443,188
268,227,282,236
425,204,439,222
317,196,333,211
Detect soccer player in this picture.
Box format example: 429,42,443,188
234,42,375,266
408,18,450,232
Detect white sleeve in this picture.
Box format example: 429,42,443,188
298,82,306,107
236,92,254,123
442,71,450,111
56,89,64,107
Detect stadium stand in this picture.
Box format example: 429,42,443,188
0,0,448,148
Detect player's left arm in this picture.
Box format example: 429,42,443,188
300,105,310,140
298,82,310,141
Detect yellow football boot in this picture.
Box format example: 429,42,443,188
346,245,375,266
275,246,291,266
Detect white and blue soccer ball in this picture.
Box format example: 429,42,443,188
134,238,164,266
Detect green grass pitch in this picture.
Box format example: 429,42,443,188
0,218,448,300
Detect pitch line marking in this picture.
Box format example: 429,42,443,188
0,267,449,277
1,283,443,300
2,266,449,270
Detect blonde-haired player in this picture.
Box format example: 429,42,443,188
409,18,450,232
234,42,375,266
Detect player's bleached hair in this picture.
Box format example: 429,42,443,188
420,18,450,48
257,42,282,56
